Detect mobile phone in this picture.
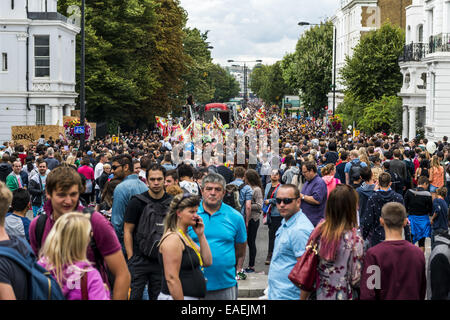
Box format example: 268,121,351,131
195,218,199,228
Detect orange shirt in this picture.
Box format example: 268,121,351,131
430,166,444,187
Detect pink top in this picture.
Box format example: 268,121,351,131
38,260,110,300
29,201,122,288
322,176,341,198
78,165,95,180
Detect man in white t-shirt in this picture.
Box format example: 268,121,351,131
94,153,107,203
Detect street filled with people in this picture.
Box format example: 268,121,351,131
1,102,450,300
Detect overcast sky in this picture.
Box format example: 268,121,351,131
179,0,340,68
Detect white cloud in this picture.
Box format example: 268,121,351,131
180,0,339,67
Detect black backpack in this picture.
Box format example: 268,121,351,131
133,194,173,259
349,161,363,183
223,183,246,212
390,171,404,194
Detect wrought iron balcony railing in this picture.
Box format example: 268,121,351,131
399,43,428,62
399,33,450,62
429,33,450,53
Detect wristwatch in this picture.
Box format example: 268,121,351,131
301,194,305,200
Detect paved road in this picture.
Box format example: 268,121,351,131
242,215,270,276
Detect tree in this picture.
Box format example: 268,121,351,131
181,28,215,104
358,95,403,135
281,22,333,114
250,62,288,106
145,0,189,125
59,0,164,129
340,22,405,103
207,64,240,102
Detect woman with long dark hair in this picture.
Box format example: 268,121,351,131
243,169,263,273
263,169,283,265
301,184,364,300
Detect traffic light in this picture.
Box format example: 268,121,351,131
324,106,328,110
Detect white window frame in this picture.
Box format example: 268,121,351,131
1,53,7,72
34,35,50,78
36,105,46,126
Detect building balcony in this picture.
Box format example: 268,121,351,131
399,34,450,63
27,12,68,23
399,43,428,62
429,33,450,54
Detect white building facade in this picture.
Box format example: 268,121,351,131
0,0,80,142
328,0,380,112
399,0,450,141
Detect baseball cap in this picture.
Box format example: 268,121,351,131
87,151,93,155
0,145,5,149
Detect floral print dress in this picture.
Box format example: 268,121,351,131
316,229,364,300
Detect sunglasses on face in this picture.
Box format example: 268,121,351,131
111,164,122,171
275,197,299,205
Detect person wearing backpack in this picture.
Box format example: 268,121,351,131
124,163,173,300
229,166,253,223
281,158,300,185
427,229,450,299
38,212,110,300
0,181,65,300
28,166,130,300
228,166,252,278
345,150,368,189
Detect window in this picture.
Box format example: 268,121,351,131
431,72,436,122
36,105,45,125
418,25,423,43
1,53,7,71
34,35,50,77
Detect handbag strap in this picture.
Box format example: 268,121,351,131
81,272,89,300
269,183,280,199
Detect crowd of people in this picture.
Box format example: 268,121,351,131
0,104,450,300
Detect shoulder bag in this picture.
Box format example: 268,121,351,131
288,233,321,292
262,184,280,225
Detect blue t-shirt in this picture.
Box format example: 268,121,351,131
268,210,314,300
432,198,449,231
344,159,368,174
5,213,31,242
188,201,247,291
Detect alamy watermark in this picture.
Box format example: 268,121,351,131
170,127,280,173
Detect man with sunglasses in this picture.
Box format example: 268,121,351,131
111,154,148,253
267,184,314,300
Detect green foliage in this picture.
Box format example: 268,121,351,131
59,0,162,129
250,62,288,106
207,64,240,102
182,28,215,104
358,95,403,134
281,22,333,114
335,93,364,127
340,22,405,103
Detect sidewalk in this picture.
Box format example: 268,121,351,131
237,272,268,299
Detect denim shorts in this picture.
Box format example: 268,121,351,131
430,185,438,193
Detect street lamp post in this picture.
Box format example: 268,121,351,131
80,0,86,149
227,59,262,110
298,21,337,116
